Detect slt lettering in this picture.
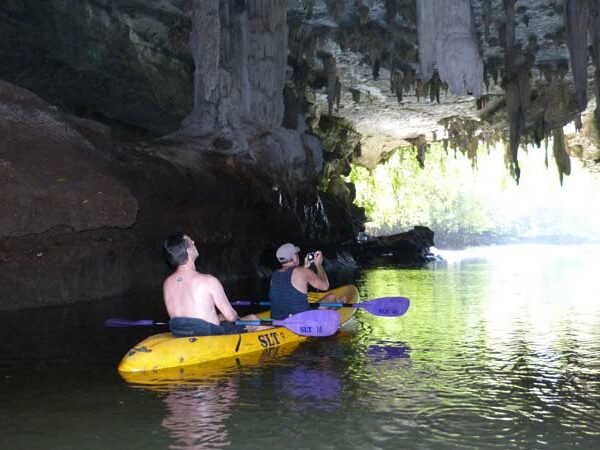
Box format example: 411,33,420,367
258,331,281,348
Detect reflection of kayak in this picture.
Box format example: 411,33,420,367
118,285,358,374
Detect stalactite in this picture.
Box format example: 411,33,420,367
323,54,337,116
589,0,600,135
407,135,428,169
349,88,361,103
181,0,221,135
246,0,289,126
372,57,380,81
248,0,285,30
385,0,398,23
303,0,314,19
416,0,483,98
503,141,518,180
565,0,589,112
482,0,492,40
181,0,289,134
429,70,441,104
358,3,370,25
552,127,571,185
334,77,341,111
531,113,546,148
500,0,534,184
326,0,344,21
476,95,491,110
544,136,549,168
401,69,416,93
440,116,482,169
484,62,493,90
390,68,404,104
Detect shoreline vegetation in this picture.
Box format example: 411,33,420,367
349,143,600,249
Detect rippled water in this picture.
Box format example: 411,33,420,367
1,244,599,449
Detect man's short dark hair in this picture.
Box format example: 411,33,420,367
163,232,188,268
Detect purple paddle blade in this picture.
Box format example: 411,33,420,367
104,318,156,327
359,297,410,317
274,310,340,336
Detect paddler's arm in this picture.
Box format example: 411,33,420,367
208,275,239,322
304,250,329,291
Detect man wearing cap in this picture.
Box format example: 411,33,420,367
269,243,330,320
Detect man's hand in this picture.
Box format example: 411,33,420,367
313,250,324,266
303,250,329,291
304,253,313,268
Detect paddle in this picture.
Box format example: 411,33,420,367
104,318,167,327
232,296,411,317
236,310,340,337
104,310,340,337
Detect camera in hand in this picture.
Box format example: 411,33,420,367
306,252,315,262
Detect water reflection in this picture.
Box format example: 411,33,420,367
351,246,600,448
122,343,344,448
275,364,343,412
121,348,292,450
2,244,600,449
367,340,410,362
161,379,238,450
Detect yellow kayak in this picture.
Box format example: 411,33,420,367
120,341,304,388
117,285,359,374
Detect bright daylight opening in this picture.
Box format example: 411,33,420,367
348,133,600,249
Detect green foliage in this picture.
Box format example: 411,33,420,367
348,144,518,247
350,139,600,247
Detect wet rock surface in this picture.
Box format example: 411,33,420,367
0,81,138,238
339,225,439,267
0,80,363,310
0,0,193,134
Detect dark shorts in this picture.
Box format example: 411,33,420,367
169,317,246,337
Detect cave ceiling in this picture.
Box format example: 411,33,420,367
289,0,600,175
1,0,599,178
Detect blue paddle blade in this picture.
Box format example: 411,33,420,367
105,318,157,327
358,297,410,317
274,310,340,337
232,300,270,307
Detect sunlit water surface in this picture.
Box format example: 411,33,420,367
1,244,599,449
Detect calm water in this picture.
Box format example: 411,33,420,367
1,244,599,450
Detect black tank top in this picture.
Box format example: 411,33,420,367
269,267,309,320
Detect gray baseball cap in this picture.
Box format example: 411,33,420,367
276,243,300,262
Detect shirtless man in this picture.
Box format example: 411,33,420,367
269,243,330,320
163,233,263,337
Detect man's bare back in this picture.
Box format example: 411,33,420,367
162,233,269,335
163,269,238,326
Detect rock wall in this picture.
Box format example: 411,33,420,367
0,81,138,238
0,80,360,310
0,0,194,134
